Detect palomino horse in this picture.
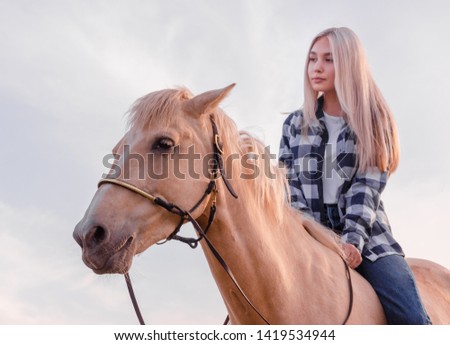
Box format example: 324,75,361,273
73,84,450,324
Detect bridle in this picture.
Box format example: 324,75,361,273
98,115,269,325
97,115,354,325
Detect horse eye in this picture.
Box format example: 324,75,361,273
152,137,175,151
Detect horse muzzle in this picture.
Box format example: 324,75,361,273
73,220,136,274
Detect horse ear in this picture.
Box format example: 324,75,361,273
183,83,236,117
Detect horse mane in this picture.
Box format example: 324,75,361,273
212,108,288,226
125,87,343,257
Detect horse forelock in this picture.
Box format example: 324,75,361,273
126,87,193,130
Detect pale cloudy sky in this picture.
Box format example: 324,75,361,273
0,0,449,324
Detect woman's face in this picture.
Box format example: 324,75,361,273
307,36,336,93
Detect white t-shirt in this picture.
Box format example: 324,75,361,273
322,112,346,204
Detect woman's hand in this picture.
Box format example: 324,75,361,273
342,243,362,269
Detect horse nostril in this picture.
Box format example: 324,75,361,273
93,226,107,244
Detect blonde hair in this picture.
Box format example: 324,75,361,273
302,27,400,174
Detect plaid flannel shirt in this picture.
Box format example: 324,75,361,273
278,98,404,261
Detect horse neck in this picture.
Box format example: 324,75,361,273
197,180,349,324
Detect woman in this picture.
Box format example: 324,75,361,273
278,27,431,324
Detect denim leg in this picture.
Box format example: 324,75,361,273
356,255,431,325
325,205,343,233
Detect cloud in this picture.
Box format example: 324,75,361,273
384,180,450,268
0,201,126,324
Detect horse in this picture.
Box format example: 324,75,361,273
73,84,450,324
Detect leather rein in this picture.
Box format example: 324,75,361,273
97,115,354,325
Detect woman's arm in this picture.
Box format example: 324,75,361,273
278,115,314,217
341,167,388,253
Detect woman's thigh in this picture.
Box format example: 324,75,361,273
356,254,431,324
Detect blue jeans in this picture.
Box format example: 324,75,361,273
324,204,431,325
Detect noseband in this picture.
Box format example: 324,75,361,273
97,115,353,325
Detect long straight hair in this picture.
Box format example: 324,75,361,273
302,27,400,174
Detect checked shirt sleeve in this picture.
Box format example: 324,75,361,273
278,114,314,218
341,168,388,253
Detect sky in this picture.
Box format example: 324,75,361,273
0,0,449,325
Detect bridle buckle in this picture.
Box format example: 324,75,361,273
214,133,224,155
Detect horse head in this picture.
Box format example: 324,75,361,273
73,84,236,274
